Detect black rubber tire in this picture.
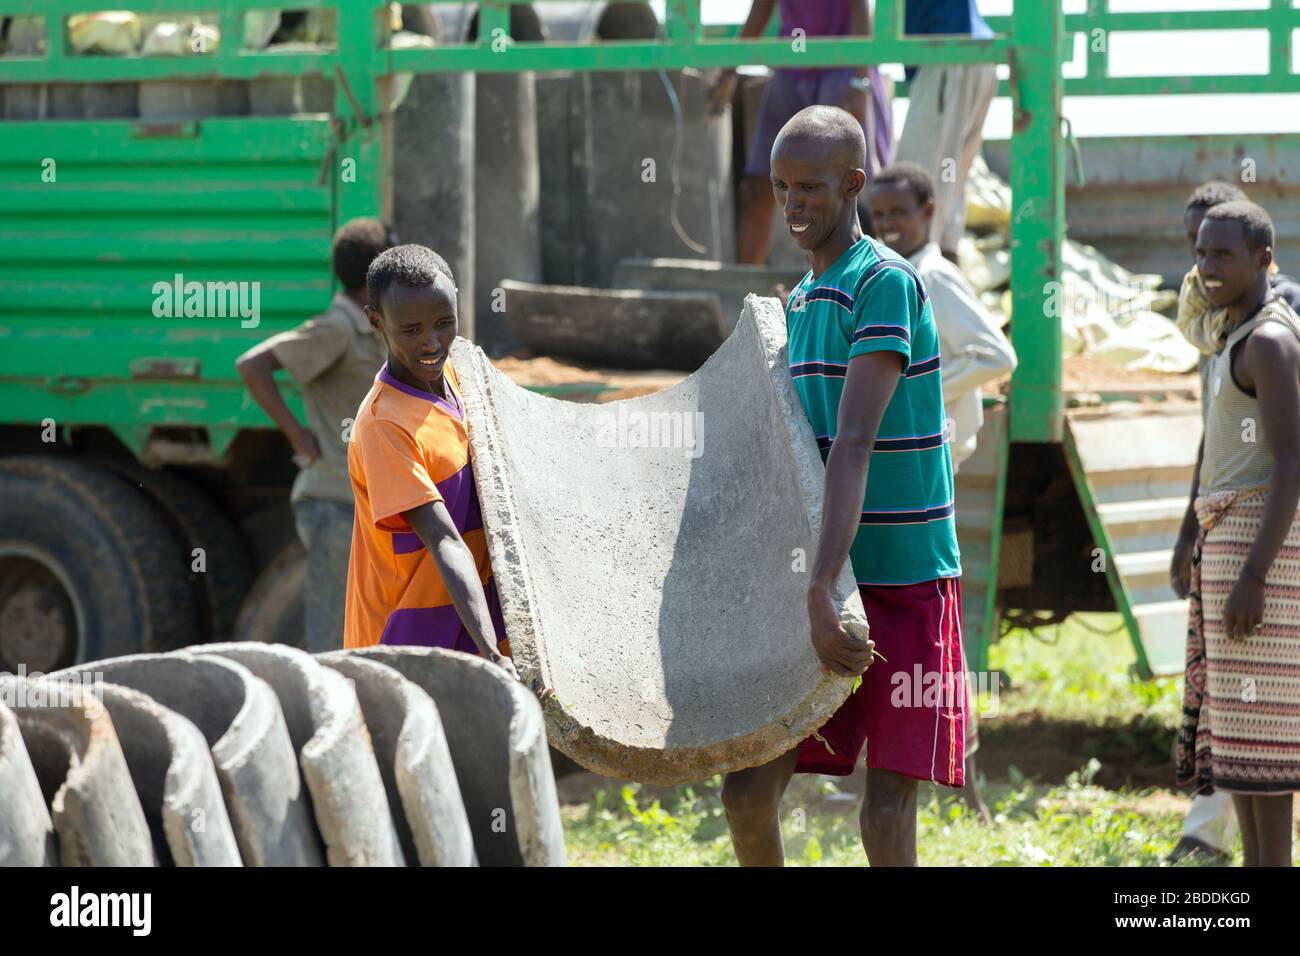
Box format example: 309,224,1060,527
0,456,201,666
233,539,306,650
92,458,253,644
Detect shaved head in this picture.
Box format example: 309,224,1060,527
772,105,866,172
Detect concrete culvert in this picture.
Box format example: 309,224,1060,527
0,700,58,866
196,642,403,866
499,280,730,371
317,652,476,867
392,46,475,339
349,646,566,867
0,676,155,866
450,296,868,785
54,653,323,866
535,2,732,288
52,681,242,867
460,3,546,356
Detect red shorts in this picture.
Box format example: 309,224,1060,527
795,578,967,788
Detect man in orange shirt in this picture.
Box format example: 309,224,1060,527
342,243,515,678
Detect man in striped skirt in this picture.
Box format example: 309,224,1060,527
1176,200,1300,867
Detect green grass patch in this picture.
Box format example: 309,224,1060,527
560,612,1225,866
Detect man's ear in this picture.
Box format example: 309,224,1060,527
364,303,383,331
1259,246,1274,274
922,196,937,224
845,168,867,199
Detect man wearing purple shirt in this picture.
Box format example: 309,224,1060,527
710,1,886,266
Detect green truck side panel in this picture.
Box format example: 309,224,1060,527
0,117,334,440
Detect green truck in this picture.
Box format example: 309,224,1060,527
1,0,1296,682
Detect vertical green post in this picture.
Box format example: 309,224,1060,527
1008,0,1066,443
217,8,243,61
334,1,388,230
1084,0,1107,83
875,0,901,42
1269,0,1293,81
45,9,67,64
478,1,510,47
665,0,702,43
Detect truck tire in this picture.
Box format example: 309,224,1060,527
0,457,200,670
92,458,253,644
233,539,306,650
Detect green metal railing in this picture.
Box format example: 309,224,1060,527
989,0,1299,97
5,0,1298,436
0,0,1068,444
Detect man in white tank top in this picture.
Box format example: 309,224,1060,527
1176,200,1300,867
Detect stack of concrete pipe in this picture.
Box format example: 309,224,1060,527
0,644,566,867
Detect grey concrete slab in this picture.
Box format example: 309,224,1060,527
421,5,545,355
196,642,403,866
612,258,807,332
394,70,476,339
566,67,734,288
451,295,869,785
0,676,155,866
0,700,58,866
500,280,729,371
348,646,565,867
79,682,242,867
54,654,323,866
317,653,476,867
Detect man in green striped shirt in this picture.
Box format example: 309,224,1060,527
722,106,966,868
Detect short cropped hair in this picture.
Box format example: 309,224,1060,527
1202,200,1275,253
870,162,936,206
1185,180,1246,214
366,244,455,308
332,217,397,290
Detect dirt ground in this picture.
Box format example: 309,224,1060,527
496,354,685,403
502,352,1201,409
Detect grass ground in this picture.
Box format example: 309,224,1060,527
559,613,1249,866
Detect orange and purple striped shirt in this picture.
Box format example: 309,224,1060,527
342,361,506,653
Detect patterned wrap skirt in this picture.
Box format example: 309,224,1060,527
1176,488,1300,795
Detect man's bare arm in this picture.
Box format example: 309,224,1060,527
235,342,321,464
403,499,518,678
709,2,776,112
850,0,872,39
807,349,903,675
1171,434,1204,598
1221,326,1300,639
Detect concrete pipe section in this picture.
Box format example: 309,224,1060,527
611,258,808,334
447,3,547,356
393,8,476,341
451,295,869,785
534,2,734,289
0,676,155,866
349,646,566,867
196,642,404,866
317,652,476,867
66,682,242,866
500,279,730,371
0,700,58,865
54,653,323,866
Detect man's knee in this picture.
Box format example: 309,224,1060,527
721,772,782,826
861,774,917,839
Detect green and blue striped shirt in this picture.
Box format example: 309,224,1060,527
786,236,961,585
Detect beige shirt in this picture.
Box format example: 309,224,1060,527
266,293,387,504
